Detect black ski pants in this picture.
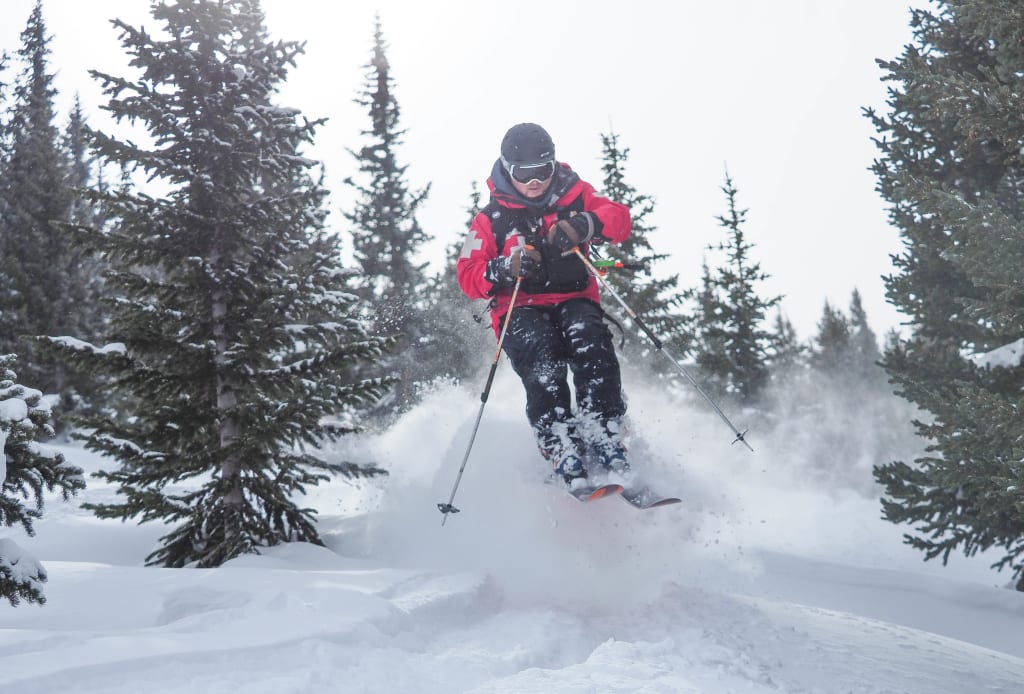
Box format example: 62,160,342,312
500,298,626,451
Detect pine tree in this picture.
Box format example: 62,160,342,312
0,48,9,144
48,96,110,421
809,300,853,374
867,0,1024,588
597,131,691,369
0,1,75,391
809,291,885,383
38,0,392,568
0,354,85,605
0,48,8,144
768,310,805,378
689,172,780,403
770,295,919,495
62,95,108,316
417,183,490,388
848,288,883,382
343,16,432,416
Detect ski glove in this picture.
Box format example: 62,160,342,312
545,212,602,253
484,246,542,288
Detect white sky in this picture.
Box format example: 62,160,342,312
1,0,929,341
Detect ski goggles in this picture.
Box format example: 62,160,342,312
507,160,556,184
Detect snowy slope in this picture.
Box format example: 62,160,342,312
2,379,1023,694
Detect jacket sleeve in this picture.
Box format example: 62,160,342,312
581,181,631,245
457,211,500,300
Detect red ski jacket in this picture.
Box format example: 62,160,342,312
457,161,631,335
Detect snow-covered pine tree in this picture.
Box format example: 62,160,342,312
848,289,883,382
688,172,780,404
809,291,885,384
48,95,110,422
0,48,8,142
809,300,853,374
868,0,1024,588
39,0,392,568
343,16,432,417
417,183,489,387
0,2,78,392
63,95,109,329
597,130,692,370
768,311,805,378
0,353,85,605
764,293,917,495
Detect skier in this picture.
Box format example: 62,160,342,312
457,122,632,485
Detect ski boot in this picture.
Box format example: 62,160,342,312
554,452,587,486
596,442,629,474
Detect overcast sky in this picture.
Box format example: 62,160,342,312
1,0,929,341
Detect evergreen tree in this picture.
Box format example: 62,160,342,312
766,295,918,495
0,354,85,605
597,131,691,367
39,0,391,568
809,291,884,382
343,16,432,415
809,300,853,374
689,172,780,403
62,95,108,318
50,96,110,420
0,1,76,391
0,49,9,143
768,310,805,378
418,183,489,387
848,288,883,381
759,309,809,430
0,48,8,145
867,0,1024,588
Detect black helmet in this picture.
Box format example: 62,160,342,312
500,123,555,167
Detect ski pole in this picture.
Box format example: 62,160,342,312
438,274,524,525
572,247,754,451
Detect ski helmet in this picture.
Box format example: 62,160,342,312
500,123,555,167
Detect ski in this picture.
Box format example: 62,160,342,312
566,482,623,502
618,487,681,510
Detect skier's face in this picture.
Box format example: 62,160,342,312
507,159,555,199
511,173,553,199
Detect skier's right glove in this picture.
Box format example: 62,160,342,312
545,212,600,252
484,246,541,288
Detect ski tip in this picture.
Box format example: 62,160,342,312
567,482,624,502
645,497,682,508
587,483,624,500
619,490,682,510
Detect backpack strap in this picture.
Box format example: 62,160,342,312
484,194,585,251
483,200,540,252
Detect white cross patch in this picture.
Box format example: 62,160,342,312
460,232,484,259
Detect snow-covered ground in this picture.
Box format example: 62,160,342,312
3,377,1024,693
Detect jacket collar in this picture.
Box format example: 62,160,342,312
487,160,581,212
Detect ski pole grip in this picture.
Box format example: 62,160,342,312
640,323,663,350
480,362,497,403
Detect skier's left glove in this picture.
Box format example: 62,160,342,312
484,246,541,288
545,212,602,253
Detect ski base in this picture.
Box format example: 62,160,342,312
566,482,623,502
619,487,682,510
